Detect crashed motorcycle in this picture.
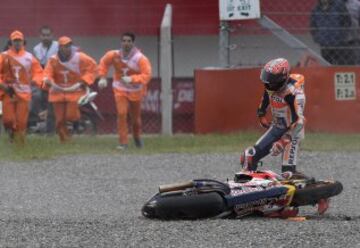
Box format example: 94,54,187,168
142,169,343,220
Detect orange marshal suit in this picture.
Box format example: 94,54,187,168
44,50,97,142
98,47,152,145
0,48,43,143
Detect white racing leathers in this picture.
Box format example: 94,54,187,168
254,74,306,172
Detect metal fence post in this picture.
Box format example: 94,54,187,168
160,4,173,135
219,20,230,67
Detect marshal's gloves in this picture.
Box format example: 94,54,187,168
270,134,292,156
121,76,132,84
98,77,108,89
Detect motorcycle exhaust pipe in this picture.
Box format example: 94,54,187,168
159,181,194,193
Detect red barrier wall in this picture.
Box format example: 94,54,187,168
195,67,360,134
0,0,316,36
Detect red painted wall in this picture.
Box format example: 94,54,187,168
195,67,360,134
0,0,316,37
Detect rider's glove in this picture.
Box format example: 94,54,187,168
257,109,269,129
98,77,108,89
121,76,132,84
270,134,291,156
258,116,270,129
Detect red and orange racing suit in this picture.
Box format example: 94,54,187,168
254,74,306,172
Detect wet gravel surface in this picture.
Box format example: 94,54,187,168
0,151,359,248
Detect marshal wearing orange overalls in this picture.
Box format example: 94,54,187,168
43,36,97,142
0,30,43,144
98,32,152,149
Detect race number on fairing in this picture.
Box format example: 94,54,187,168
334,72,356,100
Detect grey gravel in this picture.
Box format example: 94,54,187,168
0,151,359,248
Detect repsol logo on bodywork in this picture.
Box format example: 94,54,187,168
234,197,277,211
234,197,280,215
230,186,264,196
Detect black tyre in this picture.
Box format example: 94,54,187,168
142,192,226,220
291,181,343,207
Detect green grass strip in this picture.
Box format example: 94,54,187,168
0,132,359,161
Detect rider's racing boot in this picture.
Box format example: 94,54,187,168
282,165,310,180
240,147,258,171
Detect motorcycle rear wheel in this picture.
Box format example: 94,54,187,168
142,192,226,220
291,181,343,207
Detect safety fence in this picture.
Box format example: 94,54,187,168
94,78,194,134
226,0,360,67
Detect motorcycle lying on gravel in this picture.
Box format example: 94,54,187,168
142,169,343,220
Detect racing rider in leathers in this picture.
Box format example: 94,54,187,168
239,58,331,217
240,58,330,215
240,58,306,175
